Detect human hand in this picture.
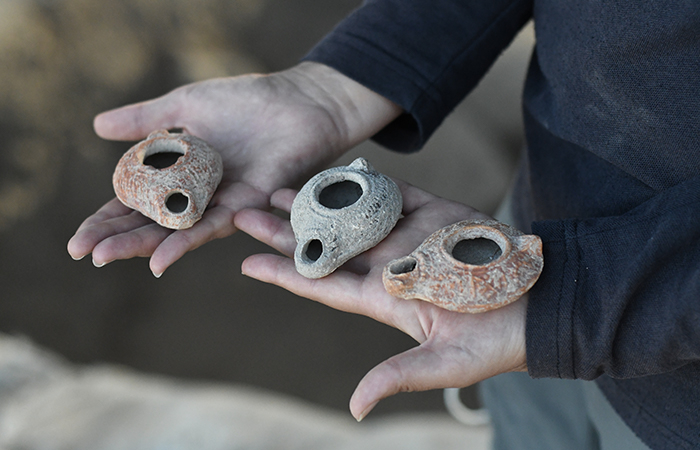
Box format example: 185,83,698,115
234,180,528,421
67,63,401,276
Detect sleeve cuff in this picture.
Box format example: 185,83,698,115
526,219,579,379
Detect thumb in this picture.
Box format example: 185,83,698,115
349,343,480,421
94,90,184,141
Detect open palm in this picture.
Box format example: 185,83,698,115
235,180,528,420
67,63,399,276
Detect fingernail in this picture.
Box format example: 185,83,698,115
93,259,107,268
71,254,85,261
356,401,378,422
152,271,163,279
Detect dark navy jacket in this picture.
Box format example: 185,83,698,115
304,1,700,448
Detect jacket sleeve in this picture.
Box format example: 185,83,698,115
526,173,700,380
303,0,533,152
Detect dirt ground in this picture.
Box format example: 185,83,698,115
0,0,532,418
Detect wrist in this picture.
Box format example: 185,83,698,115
282,62,403,148
510,294,529,373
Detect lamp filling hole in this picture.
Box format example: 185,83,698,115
144,152,183,169
452,238,502,265
305,240,323,262
165,192,189,213
389,257,417,275
143,141,186,169
319,180,363,209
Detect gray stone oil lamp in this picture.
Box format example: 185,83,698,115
290,157,403,279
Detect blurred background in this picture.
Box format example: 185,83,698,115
0,0,533,441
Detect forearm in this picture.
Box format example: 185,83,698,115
303,0,533,151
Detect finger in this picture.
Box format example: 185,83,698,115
392,178,437,215
91,223,173,266
148,206,238,277
241,253,387,317
234,208,296,257
74,198,136,234
68,209,154,261
349,343,480,421
269,188,297,213
94,90,184,141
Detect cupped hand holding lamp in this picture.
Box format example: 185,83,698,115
67,62,529,420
